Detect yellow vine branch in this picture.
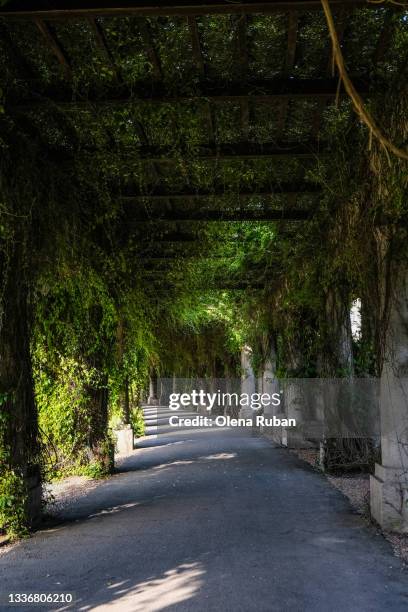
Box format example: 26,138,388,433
321,0,408,161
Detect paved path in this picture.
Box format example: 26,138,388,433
0,407,407,611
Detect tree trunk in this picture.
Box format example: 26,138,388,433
86,379,112,473
0,241,41,528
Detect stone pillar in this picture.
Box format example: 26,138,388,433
262,337,278,417
224,377,233,416
370,267,408,532
115,424,134,455
318,286,356,469
281,379,312,448
120,377,130,424
148,370,159,406
239,345,255,419
279,333,313,448
113,377,134,455
262,337,283,442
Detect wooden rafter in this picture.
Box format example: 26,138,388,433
374,12,396,65
285,11,298,74
0,1,381,20
237,14,250,140
277,11,298,137
88,16,120,81
128,208,310,221
34,18,71,75
121,183,320,201
187,16,215,144
188,16,204,76
82,141,321,161
12,77,368,110
138,18,162,80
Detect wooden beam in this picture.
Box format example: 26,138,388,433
187,16,214,143
137,255,233,261
188,16,204,76
237,14,250,140
374,12,396,65
0,1,380,20
88,16,120,81
13,77,369,109
143,231,198,242
141,278,266,290
121,183,320,200
130,208,310,221
277,11,298,137
99,141,321,161
34,18,71,75
285,11,298,74
138,18,162,80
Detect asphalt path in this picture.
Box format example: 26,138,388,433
0,408,407,611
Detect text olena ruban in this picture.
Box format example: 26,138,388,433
169,390,282,411
169,415,296,428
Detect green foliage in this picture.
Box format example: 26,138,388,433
130,408,145,438
0,406,28,538
35,353,96,478
0,469,28,539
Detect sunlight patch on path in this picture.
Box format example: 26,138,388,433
80,562,205,611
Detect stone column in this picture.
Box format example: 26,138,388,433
262,337,283,442
239,345,255,419
370,267,408,532
317,286,356,469
262,337,278,416
115,377,134,455
148,370,159,406
280,334,313,449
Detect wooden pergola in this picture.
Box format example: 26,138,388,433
0,0,398,285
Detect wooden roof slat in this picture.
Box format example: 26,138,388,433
34,18,71,75
12,77,368,109
237,14,250,139
277,11,299,137
188,16,205,76
285,11,298,74
0,0,381,20
237,14,249,74
187,17,215,143
128,208,310,220
374,12,397,65
121,183,320,200
88,16,120,81
240,102,250,140
138,18,162,80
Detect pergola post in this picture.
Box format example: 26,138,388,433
239,345,256,419
0,236,42,530
115,377,134,455
261,335,282,441
370,267,408,532
148,370,160,406
280,331,314,449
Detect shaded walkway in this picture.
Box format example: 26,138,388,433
0,413,407,611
